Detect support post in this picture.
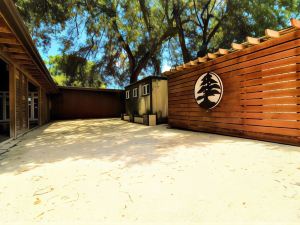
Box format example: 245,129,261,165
9,64,16,138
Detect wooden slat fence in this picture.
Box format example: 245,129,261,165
167,28,300,146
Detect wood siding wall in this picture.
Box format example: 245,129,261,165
168,29,300,146
51,88,125,120
40,89,50,125
15,70,28,136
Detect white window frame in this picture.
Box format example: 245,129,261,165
142,84,150,95
28,92,38,121
126,90,130,99
133,88,138,98
0,91,9,122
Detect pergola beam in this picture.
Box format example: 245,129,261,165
207,53,217,59
265,29,280,38
231,43,245,50
217,48,229,55
246,36,260,45
291,18,300,29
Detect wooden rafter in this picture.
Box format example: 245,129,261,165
265,29,280,38
0,26,12,34
246,36,260,45
10,54,30,60
207,53,217,59
176,65,184,71
231,43,245,50
186,61,197,66
197,57,207,63
291,18,300,29
0,37,21,45
15,60,34,65
8,48,25,53
217,48,229,55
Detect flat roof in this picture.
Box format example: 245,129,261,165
125,76,167,88
58,86,124,93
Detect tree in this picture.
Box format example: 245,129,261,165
170,0,299,64
46,55,105,88
14,0,300,84
14,0,180,85
196,72,221,109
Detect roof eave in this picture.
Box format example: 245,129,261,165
0,0,58,93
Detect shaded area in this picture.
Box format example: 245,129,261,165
0,119,299,175
0,59,10,140
51,87,124,120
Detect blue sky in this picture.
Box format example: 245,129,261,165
38,38,172,89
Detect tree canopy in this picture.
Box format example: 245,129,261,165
46,55,105,88
14,0,300,87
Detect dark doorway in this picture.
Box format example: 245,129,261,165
0,59,10,142
28,82,39,129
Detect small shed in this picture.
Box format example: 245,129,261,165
123,76,168,126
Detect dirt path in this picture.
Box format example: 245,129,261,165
0,119,299,225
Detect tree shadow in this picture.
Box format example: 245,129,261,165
0,118,299,175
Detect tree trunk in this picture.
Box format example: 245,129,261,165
197,43,208,58
173,1,191,63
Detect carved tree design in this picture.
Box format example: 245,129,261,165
196,72,221,109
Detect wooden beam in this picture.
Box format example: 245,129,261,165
9,64,16,138
246,36,260,45
186,61,197,66
0,38,20,45
10,54,30,60
176,65,184,71
38,87,42,126
0,26,12,34
15,60,35,65
291,18,300,29
207,53,217,59
162,71,173,76
197,57,207,63
265,29,280,38
231,43,245,50
217,48,229,55
5,47,25,54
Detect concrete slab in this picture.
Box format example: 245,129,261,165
0,119,299,225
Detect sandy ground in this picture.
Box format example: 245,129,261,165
0,119,299,225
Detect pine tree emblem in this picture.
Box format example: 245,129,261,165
194,72,223,109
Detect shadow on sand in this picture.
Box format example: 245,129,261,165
0,118,299,175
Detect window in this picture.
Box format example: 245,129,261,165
0,92,9,121
142,84,150,95
126,90,130,99
133,88,138,97
28,92,38,121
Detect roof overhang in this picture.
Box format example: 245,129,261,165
0,0,57,93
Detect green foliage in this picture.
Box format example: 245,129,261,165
14,0,300,85
46,55,105,88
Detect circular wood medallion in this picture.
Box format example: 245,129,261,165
194,72,223,109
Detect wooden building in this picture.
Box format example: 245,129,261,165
164,19,300,146
51,86,124,120
124,76,168,126
0,0,57,142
